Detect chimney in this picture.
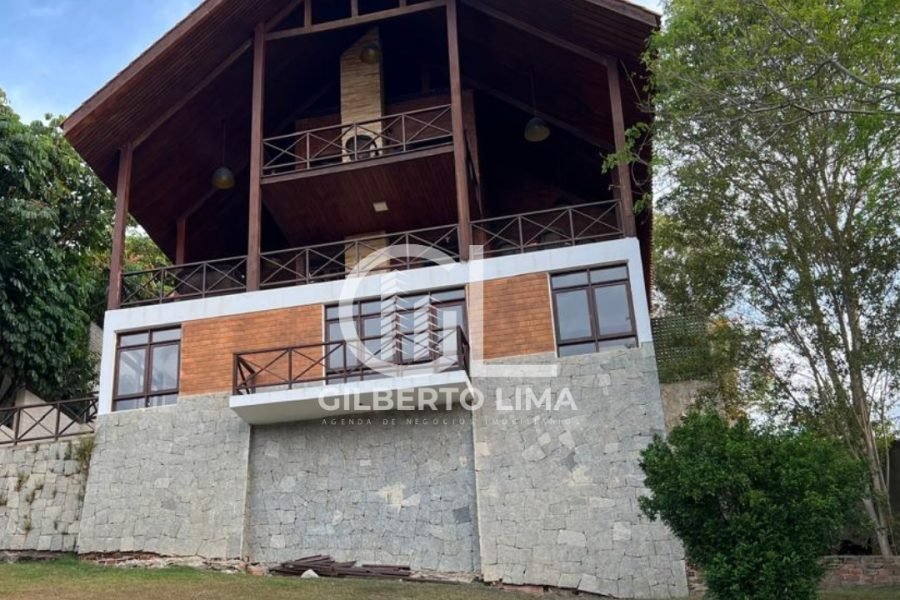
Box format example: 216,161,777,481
340,27,384,161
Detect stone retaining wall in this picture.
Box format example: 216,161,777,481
471,345,689,599
244,407,479,572
0,437,90,552
77,395,250,558
822,556,900,589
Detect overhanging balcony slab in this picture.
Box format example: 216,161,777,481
229,370,471,425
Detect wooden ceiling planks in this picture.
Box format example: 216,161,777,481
262,150,457,246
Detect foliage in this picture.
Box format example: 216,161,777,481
0,90,114,404
641,413,868,600
647,0,900,554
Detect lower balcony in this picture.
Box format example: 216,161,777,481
229,326,470,425
119,199,623,308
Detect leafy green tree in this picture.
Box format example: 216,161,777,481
647,0,900,554
641,413,867,600
0,90,114,404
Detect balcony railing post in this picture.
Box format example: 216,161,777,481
568,206,576,245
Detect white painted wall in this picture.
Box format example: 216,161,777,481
99,239,653,415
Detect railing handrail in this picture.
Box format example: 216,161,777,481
233,325,470,395
260,223,459,257
470,198,620,225
0,395,99,447
263,104,453,143
122,254,248,277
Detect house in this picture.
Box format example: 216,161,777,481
60,0,687,597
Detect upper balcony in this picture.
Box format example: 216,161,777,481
262,104,453,182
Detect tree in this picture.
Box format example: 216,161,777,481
648,0,900,555
640,413,867,600
0,90,114,404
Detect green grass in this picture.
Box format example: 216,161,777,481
0,558,895,600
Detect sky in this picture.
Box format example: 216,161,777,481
0,0,663,123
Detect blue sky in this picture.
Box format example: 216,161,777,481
0,0,663,123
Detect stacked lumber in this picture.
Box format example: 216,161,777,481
272,555,412,580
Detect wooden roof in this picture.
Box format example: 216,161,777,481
62,0,658,259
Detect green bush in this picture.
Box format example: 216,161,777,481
639,413,867,600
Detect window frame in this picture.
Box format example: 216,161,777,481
113,327,182,412
324,289,467,379
550,265,637,356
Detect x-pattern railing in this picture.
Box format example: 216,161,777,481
262,105,453,177
0,396,98,447
121,256,247,307
233,326,469,395
471,200,624,258
260,225,460,290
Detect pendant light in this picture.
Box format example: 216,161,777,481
524,70,551,143
211,120,236,190
360,42,382,65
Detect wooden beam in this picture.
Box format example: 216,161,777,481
175,217,187,265
247,24,266,291
606,60,636,237
304,0,312,28
266,0,305,31
351,0,359,17
107,144,133,310
461,0,616,67
446,0,472,261
268,0,446,41
134,40,252,148
459,75,614,152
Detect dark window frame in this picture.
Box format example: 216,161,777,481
324,289,467,380
113,328,181,412
550,265,637,356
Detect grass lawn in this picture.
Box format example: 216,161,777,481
0,558,897,600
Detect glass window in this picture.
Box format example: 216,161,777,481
114,328,181,412
325,289,467,380
551,266,636,357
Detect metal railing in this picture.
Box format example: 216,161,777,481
121,256,247,308
471,199,624,258
262,105,453,177
234,326,470,395
0,397,98,447
260,225,460,290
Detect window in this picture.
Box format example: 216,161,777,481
551,266,637,357
113,328,181,411
325,289,467,381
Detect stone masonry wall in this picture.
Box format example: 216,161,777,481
0,437,90,552
77,394,250,558
472,345,689,599
245,407,479,573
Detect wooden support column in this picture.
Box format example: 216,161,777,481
446,0,472,260
175,217,187,265
107,143,133,310
605,58,636,237
247,23,266,291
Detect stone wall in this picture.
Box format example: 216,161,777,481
822,556,900,589
244,407,479,573
77,394,250,558
471,345,689,599
0,437,90,552
658,380,705,433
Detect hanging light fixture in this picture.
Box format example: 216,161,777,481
360,42,382,65
211,120,235,190
524,70,551,143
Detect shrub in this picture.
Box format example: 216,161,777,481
639,413,866,600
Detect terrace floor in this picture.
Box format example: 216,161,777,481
0,558,897,600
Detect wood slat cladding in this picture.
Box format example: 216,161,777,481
180,304,323,395
469,274,556,360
